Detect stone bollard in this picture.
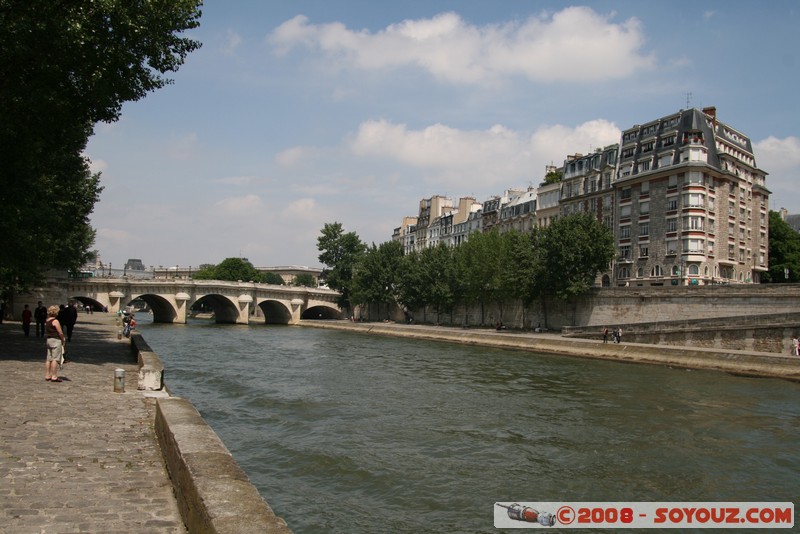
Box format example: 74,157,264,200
114,368,125,393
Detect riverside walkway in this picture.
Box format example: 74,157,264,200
0,314,186,533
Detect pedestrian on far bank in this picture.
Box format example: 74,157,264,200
34,301,47,337
617,327,623,343
45,305,66,382
792,336,799,357
21,304,32,337
602,327,609,343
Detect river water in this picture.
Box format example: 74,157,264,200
136,316,799,533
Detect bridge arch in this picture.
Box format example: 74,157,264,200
302,304,342,320
127,294,178,323
254,299,293,325
193,294,241,324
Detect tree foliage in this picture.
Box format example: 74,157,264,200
351,241,404,308
292,273,315,287
532,212,615,300
0,0,202,294
317,222,366,310
764,211,800,282
192,258,262,282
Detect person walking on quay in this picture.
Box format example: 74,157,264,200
34,301,47,337
602,327,609,343
45,305,66,382
63,302,78,342
21,304,32,337
617,327,623,343
792,336,799,357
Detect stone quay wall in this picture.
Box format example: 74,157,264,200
377,284,800,354
130,334,292,534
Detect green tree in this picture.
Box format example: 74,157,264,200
764,211,800,282
214,258,262,282
317,222,366,310
0,0,202,293
533,212,615,302
191,264,217,280
395,250,426,315
454,229,504,325
264,272,286,285
418,243,457,323
292,273,315,287
351,240,404,318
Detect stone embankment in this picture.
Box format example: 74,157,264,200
302,320,800,382
0,314,291,533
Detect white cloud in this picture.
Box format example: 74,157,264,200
281,197,317,220
348,118,620,190
276,146,313,167
755,136,800,173
167,133,199,160
222,29,243,55
214,175,254,186
755,136,800,211
269,7,654,84
530,119,622,165
214,194,264,215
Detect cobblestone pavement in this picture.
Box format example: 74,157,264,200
0,313,186,533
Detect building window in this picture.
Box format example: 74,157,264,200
640,201,650,215
667,218,677,232
668,174,678,188
639,245,649,258
640,160,651,172
620,225,631,238
689,265,700,275
621,188,632,200
683,238,705,253
672,265,680,276
641,181,650,194
619,266,630,279
619,245,631,260
684,216,704,230
684,193,705,208
640,222,649,236
651,265,663,277
667,198,678,211
620,205,632,218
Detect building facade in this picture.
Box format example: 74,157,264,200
392,107,768,288
613,107,769,286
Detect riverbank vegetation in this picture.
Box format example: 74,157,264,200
317,212,615,321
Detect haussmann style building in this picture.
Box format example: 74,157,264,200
613,106,769,286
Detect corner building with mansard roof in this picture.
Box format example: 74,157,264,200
613,107,769,286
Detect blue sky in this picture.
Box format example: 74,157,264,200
86,1,800,270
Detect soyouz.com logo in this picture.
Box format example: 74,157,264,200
494,502,794,529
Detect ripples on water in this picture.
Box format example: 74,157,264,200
138,318,800,533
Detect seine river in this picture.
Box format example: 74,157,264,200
136,316,799,533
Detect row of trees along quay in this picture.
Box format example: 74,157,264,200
317,211,800,328
0,1,203,296
316,214,615,327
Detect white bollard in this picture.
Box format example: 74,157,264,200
114,368,125,393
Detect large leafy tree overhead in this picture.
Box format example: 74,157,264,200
0,0,202,293
317,222,367,311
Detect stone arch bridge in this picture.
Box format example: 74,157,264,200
64,279,342,325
